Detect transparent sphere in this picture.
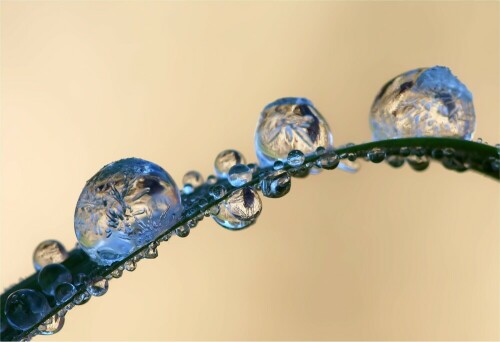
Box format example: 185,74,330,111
54,282,77,305
227,164,253,187
211,187,262,230
32,240,68,271
38,315,64,335
370,66,475,140
214,150,246,178
5,289,51,331
74,158,183,266
38,264,72,296
255,97,333,167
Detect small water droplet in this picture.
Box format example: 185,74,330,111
212,187,261,230
442,156,467,172
175,225,190,238
247,163,258,174
197,198,209,209
260,170,291,198
407,155,430,171
5,289,51,331
54,282,77,305
111,268,123,278
367,148,386,163
286,150,305,167
144,242,159,259
400,147,411,157
124,259,137,272
386,155,405,168
182,170,204,189
38,264,72,296
73,273,89,288
208,204,220,216
318,151,339,170
206,175,217,185
228,164,253,187
87,278,108,297
214,150,246,178
32,240,68,271
182,184,194,195
209,185,226,199
38,315,64,335
73,291,90,305
273,160,284,170
315,146,326,156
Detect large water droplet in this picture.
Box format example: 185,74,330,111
214,150,246,178
228,164,253,187
370,66,475,140
74,158,183,266
38,315,64,335
87,278,108,297
54,282,77,305
212,187,262,230
5,289,51,331
38,264,72,296
260,170,291,198
255,98,334,167
32,240,68,271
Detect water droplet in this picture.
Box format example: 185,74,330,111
407,155,430,171
124,259,137,272
87,278,108,297
260,170,291,198
286,150,306,167
74,158,183,266
54,282,77,305
38,315,64,335
212,187,262,230
442,156,467,172
73,273,89,288
386,155,405,168
255,97,334,167
208,204,220,216
182,170,204,189
111,268,123,278
32,240,68,271
370,66,475,140
73,291,90,305
175,225,190,238
367,148,386,163
399,147,411,157
318,151,339,170
206,175,217,185
490,158,499,172
347,153,357,161
273,160,284,171
247,163,258,174
315,146,326,156
5,289,51,331
228,164,253,187
209,185,226,199
214,150,246,178
38,264,72,296
182,184,194,195
144,242,159,259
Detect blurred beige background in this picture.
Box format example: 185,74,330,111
1,1,499,340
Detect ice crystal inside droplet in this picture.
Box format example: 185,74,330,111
5,289,51,331
370,66,475,140
32,240,68,271
74,158,183,266
255,97,334,167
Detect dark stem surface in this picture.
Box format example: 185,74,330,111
1,137,498,340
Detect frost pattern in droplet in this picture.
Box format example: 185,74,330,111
38,264,72,296
74,158,183,266
255,97,333,167
370,66,475,140
211,187,262,230
32,240,68,271
5,289,51,331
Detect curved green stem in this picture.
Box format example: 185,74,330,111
1,137,498,340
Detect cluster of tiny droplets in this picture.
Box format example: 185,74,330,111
4,68,500,340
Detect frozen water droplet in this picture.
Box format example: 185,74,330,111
87,278,108,297
144,242,159,259
386,155,405,168
212,187,261,230
273,160,284,171
318,151,340,170
54,282,77,305
175,224,190,237
367,148,386,163
38,315,64,335
287,150,305,167
255,97,334,167
209,185,226,199
214,150,246,178
407,155,430,171
124,259,137,272
32,240,68,271
74,158,183,266
370,66,475,140
260,170,291,198
228,164,253,187
5,289,51,331
38,264,72,296
182,171,204,189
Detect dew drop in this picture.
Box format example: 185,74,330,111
144,242,159,259
370,66,475,140
407,155,430,171
182,171,204,189
209,185,226,199
260,170,291,198
247,163,258,174
32,240,68,271
87,278,108,297
111,268,123,278
175,225,190,238
54,282,77,305
214,150,246,178
399,146,411,157
287,150,305,167
386,155,405,168
318,151,340,170
212,187,262,230
206,175,217,185
182,184,194,195
273,160,284,171
5,289,51,331
124,260,137,272
74,158,183,266
367,148,386,163
38,264,72,296
228,164,253,187
73,291,90,305
37,315,64,335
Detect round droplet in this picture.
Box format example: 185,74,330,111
315,146,326,156
287,150,305,167
260,170,291,198
73,291,90,305
144,242,159,259
367,148,386,163
370,66,475,140
209,185,226,199
87,278,108,297
38,264,72,296
74,158,183,266
38,315,64,335
5,289,51,331
228,164,253,187
386,155,405,168
399,146,411,157
175,225,190,238
124,260,137,272
214,150,246,178
54,282,77,305
318,151,340,170
73,273,89,288
206,175,217,185
111,268,123,278
255,97,334,167
273,160,284,171
212,188,262,230
182,170,204,189
407,155,430,171
32,240,68,271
